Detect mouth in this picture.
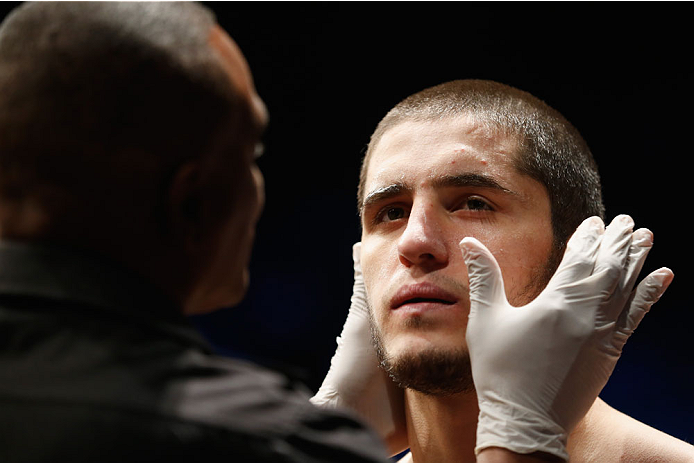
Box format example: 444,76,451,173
390,282,458,310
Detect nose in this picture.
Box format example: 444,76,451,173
397,201,448,270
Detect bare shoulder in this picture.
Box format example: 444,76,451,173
568,397,694,462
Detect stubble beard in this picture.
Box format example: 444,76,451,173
370,313,476,397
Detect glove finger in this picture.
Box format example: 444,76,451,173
459,236,507,316
620,267,674,334
547,216,604,291
592,215,634,283
620,228,653,295
579,216,632,318
600,229,653,324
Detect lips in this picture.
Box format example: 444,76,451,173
390,282,458,310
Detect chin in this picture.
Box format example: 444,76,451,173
184,272,249,315
221,266,251,305
222,278,249,310
383,343,474,396
372,325,474,396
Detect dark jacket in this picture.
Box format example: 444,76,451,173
0,241,388,463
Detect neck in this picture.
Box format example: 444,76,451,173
405,388,479,463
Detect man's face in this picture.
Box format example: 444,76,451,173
185,26,268,315
360,115,555,394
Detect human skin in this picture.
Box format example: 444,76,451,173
0,20,268,317
178,25,268,314
357,114,693,462
359,114,563,462
360,115,555,365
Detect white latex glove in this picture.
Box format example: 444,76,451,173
310,243,406,452
460,215,673,461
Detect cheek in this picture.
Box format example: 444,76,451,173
360,246,379,306
457,213,552,275
487,235,554,303
360,240,392,325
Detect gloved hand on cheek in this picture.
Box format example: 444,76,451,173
461,215,673,461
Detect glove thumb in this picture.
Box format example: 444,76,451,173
460,237,507,317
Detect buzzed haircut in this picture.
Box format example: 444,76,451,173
0,2,240,229
358,79,605,254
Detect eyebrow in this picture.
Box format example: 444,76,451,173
361,183,408,213
432,173,516,195
361,173,518,213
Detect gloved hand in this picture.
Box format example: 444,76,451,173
460,215,673,461
310,243,407,453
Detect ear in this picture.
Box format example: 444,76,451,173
166,160,205,246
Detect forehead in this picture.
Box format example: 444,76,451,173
364,116,520,193
208,25,268,130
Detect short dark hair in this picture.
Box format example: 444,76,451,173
0,2,240,229
358,79,605,252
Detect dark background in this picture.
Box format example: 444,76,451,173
3,0,692,446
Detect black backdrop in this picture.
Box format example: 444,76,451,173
2,1,692,445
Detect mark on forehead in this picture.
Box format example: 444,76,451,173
449,147,467,164
480,160,488,166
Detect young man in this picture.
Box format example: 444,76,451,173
313,80,694,462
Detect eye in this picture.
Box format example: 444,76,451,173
458,196,493,212
384,206,406,221
375,205,408,224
